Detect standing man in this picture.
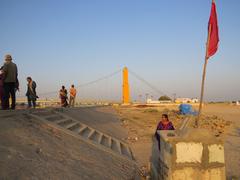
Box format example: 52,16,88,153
69,84,77,107
2,54,18,110
26,77,38,108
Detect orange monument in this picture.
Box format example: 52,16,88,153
122,67,130,104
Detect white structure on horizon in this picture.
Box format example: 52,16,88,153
146,98,172,104
175,98,199,103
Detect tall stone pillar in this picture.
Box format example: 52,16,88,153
122,67,130,104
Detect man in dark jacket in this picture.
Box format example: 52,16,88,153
26,77,38,108
2,54,18,110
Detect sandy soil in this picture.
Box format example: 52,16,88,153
114,104,240,179
0,109,137,180
203,104,240,180
0,104,239,179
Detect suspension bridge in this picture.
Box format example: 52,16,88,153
16,67,170,106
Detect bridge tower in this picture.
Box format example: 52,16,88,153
122,67,130,104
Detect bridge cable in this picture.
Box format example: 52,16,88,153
18,69,121,98
75,69,121,88
128,69,169,96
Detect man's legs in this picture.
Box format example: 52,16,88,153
69,97,73,107
9,83,16,109
32,99,36,108
3,83,10,110
27,97,32,108
72,97,75,107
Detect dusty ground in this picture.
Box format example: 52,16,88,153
0,104,239,179
0,109,137,180
202,104,240,180
114,104,240,179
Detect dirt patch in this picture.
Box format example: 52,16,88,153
0,111,137,180
0,105,239,179
114,104,236,179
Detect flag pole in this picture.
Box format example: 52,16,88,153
195,23,212,127
196,0,218,127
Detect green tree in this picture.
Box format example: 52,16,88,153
158,95,172,101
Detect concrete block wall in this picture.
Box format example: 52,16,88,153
150,128,226,180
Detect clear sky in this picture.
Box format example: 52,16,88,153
0,0,240,101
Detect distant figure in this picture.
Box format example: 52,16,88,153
2,54,18,110
69,84,77,107
155,114,175,150
0,67,4,109
59,86,68,107
26,77,38,108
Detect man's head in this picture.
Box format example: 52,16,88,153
27,77,32,83
71,84,74,88
4,54,12,62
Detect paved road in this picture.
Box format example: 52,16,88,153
62,106,128,142
0,109,138,180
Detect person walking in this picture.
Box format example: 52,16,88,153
2,54,18,110
59,86,68,107
26,77,38,108
69,84,77,107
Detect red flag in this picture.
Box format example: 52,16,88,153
207,1,219,59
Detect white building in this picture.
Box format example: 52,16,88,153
175,98,199,103
146,98,172,104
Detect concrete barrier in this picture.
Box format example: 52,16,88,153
150,128,225,180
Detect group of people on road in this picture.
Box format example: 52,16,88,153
59,85,77,107
0,54,77,110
